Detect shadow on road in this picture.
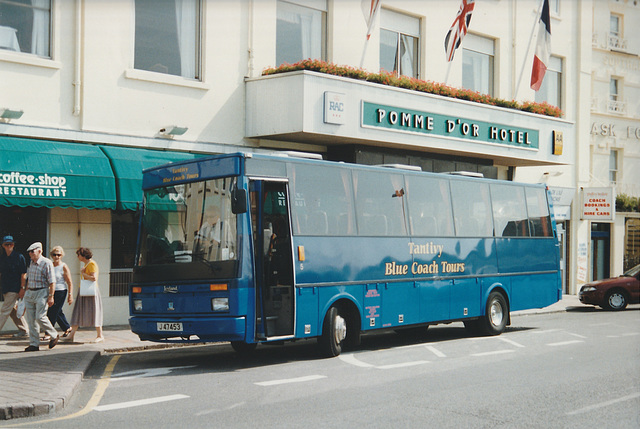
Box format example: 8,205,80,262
88,322,543,378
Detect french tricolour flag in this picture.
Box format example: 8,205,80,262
362,0,382,40
530,0,551,91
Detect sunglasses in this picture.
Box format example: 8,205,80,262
51,253,62,257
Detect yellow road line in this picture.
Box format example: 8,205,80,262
1,354,121,427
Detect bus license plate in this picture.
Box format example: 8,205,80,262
157,322,183,332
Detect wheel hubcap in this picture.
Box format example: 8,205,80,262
489,301,504,326
609,293,624,308
334,314,347,344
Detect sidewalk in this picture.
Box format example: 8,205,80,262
0,294,583,421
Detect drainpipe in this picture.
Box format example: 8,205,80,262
247,0,254,78
73,0,83,117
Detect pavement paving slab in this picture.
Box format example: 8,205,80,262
0,295,589,420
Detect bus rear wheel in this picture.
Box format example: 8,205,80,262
318,306,347,357
478,291,508,336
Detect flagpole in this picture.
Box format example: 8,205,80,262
444,59,453,85
360,39,369,68
514,0,545,100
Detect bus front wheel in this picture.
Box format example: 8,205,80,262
318,306,347,357
478,291,508,336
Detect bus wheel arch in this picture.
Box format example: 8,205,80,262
318,298,361,357
479,287,510,336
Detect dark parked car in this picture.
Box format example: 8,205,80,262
579,264,640,310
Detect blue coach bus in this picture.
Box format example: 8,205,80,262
129,152,561,356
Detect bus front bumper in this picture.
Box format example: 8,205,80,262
129,316,246,343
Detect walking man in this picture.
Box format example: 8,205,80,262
19,242,59,351
0,235,29,337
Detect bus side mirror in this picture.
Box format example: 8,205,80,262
231,188,247,214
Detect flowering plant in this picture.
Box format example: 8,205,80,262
262,59,563,118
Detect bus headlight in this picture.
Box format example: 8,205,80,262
133,299,143,311
212,297,229,312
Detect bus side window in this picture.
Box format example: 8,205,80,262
525,187,552,237
450,180,493,237
406,175,454,237
490,184,529,238
289,164,356,236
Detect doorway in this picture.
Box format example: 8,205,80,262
250,180,294,339
0,206,48,258
591,222,611,281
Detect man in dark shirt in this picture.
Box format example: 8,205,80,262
0,235,29,337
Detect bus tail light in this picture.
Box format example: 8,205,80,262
210,284,227,291
133,299,143,311
132,286,142,294
212,297,229,311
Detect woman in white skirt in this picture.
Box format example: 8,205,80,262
65,247,104,343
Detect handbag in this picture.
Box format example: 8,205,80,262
15,299,26,319
79,279,97,296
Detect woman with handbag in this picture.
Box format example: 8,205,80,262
65,247,104,343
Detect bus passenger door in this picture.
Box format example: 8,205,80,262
250,180,295,339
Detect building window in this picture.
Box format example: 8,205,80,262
608,77,624,114
535,56,562,108
549,0,559,15
462,34,494,96
379,9,419,78
610,77,619,102
608,13,626,50
609,150,619,184
610,14,620,38
0,0,51,57
134,0,201,79
276,0,327,67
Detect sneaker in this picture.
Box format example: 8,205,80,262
49,335,59,349
24,345,39,352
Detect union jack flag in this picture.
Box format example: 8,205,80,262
444,0,475,62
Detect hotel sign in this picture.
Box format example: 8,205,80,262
361,101,539,149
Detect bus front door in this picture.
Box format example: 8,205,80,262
250,180,295,340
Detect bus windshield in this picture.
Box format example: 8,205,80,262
136,177,238,280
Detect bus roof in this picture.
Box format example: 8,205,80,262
142,152,547,190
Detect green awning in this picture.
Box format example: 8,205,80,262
99,145,201,211
0,136,116,210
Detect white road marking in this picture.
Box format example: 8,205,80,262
567,393,640,416
255,375,327,386
606,333,639,338
376,361,430,369
93,394,189,411
532,329,562,334
339,353,429,369
196,402,246,416
110,365,198,382
499,337,525,348
425,345,447,358
339,353,375,368
547,340,584,346
471,350,515,357
566,332,587,339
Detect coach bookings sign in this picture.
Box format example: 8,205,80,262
361,101,539,150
